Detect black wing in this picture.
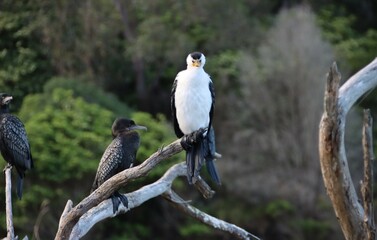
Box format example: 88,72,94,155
171,79,184,138
91,135,138,192
91,138,125,191
208,80,215,130
205,80,221,185
0,115,33,174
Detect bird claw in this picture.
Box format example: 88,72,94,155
181,128,206,150
3,163,12,172
111,192,129,214
193,128,206,141
180,135,192,151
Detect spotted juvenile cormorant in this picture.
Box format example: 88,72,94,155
91,118,147,213
171,52,221,185
0,93,33,199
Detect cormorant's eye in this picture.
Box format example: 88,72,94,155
192,60,194,63
199,60,202,62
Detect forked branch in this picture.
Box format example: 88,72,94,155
69,162,258,239
55,139,183,239
56,134,260,240
319,58,377,239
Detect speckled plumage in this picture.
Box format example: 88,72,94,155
0,93,33,199
91,132,140,191
91,118,145,213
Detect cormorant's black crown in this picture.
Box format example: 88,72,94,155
190,52,202,60
112,118,135,134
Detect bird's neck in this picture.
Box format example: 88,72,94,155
113,130,138,139
0,106,9,114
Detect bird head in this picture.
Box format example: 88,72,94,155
186,52,206,68
0,93,13,112
112,118,147,137
0,93,13,105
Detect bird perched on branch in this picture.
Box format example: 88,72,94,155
91,118,147,213
171,52,221,185
0,93,33,200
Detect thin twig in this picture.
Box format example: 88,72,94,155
163,190,261,240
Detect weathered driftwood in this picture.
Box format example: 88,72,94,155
55,139,182,239
70,162,187,239
56,134,260,240
319,58,377,239
69,162,257,240
361,109,376,240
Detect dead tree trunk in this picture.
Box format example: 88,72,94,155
5,165,15,240
319,58,377,240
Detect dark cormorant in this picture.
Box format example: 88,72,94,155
171,52,221,185
0,93,33,199
91,118,147,213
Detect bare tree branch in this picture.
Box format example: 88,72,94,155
69,161,258,239
70,162,187,239
5,165,15,240
163,190,261,240
55,139,183,239
56,133,260,240
193,175,215,199
361,109,376,240
319,58,377,239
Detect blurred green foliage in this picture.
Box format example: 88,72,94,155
265,200,295,219
0,0,52,109
43,77,133,117
179,221,211,237
0,78,179,238
318,5,377,72
0,0,376,239
19,88,113,182
293,219,332,240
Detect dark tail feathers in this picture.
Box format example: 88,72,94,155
204,126,221,185
186,136,221,185
205,158,221,185
111,191,128,214
186,141,205,184
185,127,221,185
16,175,23,200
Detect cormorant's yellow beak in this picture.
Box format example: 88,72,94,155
192,60,200,67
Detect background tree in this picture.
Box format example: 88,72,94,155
1,0,377,239
0,0,52,109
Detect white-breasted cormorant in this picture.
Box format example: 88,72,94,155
91,118,146,213
0,93,34,199
171,52,221,185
